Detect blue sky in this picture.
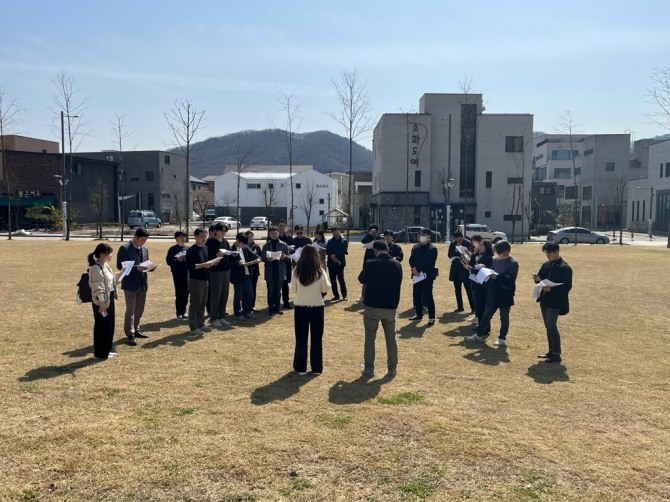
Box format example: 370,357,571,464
1,0,669,153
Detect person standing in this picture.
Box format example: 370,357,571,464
358,241,403,378
293,224,312,248
206,222,232,328
468,240,519,345
408,228,438,325
166,231,189,321
358,224,383,302
88,243,119,360
185,228,216,335
230,233,261,321
313,230,328,269
463,237,494,332
383,229,404,262
325,226,348,301
290,245,331,375
448,230,475,313
533,242,573,363
244,230,261,312
277,219,295,309
262,226,290,315
116,227,151,346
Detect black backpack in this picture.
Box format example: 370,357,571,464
77,264,102,303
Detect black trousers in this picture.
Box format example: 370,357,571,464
453,277,475,311
413,279,435,318
172,270,189,317
92,296,115,359
282,279,291,306
328,265,347,298
293,306,324,373
250,273,259,309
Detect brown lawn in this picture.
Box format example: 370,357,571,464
0,239,668,501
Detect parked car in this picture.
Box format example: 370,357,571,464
456,224,507,242
393,226,442,243
546,226,610,245
249,216,269,230
204,208,216,221
214,216,241,229
127,210,161,229
190,212,203,221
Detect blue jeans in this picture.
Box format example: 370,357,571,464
233,276,253,317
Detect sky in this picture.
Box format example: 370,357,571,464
1,0,669,153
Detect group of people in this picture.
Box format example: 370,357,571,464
85,223,572,373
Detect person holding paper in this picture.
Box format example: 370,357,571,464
325,226,349,301
290,245,331,375
116,228,151,346
230,233,261,320
88,243,120,360
313,230,328,268
468,240,519,346
206,222,232,328
463,237,494,332
408,228,438,325
185,228,217,335
293,224,312,249
533,242,573,363
262,226,290,315
277,219,295,309
358,240,403,378
166,231,189,321
383,229,404,262
448,230,475,313
244,231,262,312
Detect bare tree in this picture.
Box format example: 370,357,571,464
173,191,183,229
89,178,107,238
110,113,130,241
233,133,254,231
297,181,319,233
165,98,205,236
330,68,375,240
507,131,533,241
217,192,237,215
193,189,214,220
608,177,627,246
51,71,88,240
274,93,301,230
0,86,22,240
556,111,581,245
647,66,670,131
259,181,279,223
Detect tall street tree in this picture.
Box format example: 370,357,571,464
0,86,22,240
110,113,130,240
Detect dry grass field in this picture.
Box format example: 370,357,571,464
0,239,669,501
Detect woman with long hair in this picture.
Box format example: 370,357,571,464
88,243,119,360
313,230,328,269
464,237,494,333
290,245,331,375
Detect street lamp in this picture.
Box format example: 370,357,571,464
61,111,79,241
53,174,68,240
443,177,455,238
533,197,541,227
635,186,654,240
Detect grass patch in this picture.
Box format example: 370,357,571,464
399,476,431,498
377,391,423,405
175,406,199,416
315,412,352,429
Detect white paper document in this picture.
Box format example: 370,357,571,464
455,245,471,258
532,280,564,300
220,249,239,256
362,240,375,249
469,267,497,284
412,272,427,284
290,246,302,262
266,250,283,260
140,260,158,272
206,256,223,266
118,260,136,281
312,241,321,252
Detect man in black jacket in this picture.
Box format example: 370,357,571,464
117,227,151,345
448,230,475,313
358,241,403,377
408,228,439,325
277,219,295,309
358,224,383,302
325,226,348,300
533,242,573,363
165,231,189,321
383,229,404,262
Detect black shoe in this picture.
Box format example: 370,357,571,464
275,309,284,315
427,319,435,326
408,315,423,321
283,303,293,309
537,352,551,359
269,310,276,316
127,337,137,346
454,308,464,313
331,296,340,301
134,330,148,338
544,355,562,363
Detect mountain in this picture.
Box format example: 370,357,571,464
183,129,373,179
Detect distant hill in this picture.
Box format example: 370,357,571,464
182,129,373,179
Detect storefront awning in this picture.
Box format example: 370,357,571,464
0,196,57,207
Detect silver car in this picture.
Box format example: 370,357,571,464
547,227,610,244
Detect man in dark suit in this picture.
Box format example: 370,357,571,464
358,240,403,378
448,230,475,313
117,228,151,345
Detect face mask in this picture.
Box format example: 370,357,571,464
419,236,429,244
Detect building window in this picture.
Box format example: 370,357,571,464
551,150,579,160
632,202,635,221
130,177,140,182
268,183,274,189
553,168,572,179
148,193,155,211
413,206,421,225
484,211,491,218
666,162,670,177
582,186,592,200
485,171,492,188
636,201,640,221
507,177,522,184
118,171,127,182
565,185,577,199
162,193,170,199
319,210,324,216
534,154,544,161
539,186,556,195
503,214,523,221
295,183,301,189
556,185,565,198
661,163,665,178
319,198,324,204
72,163,82,175
414,170,421,187
145,171,155,182
505,136,524,153
247,183,261,189
574,167,581,176
584,148,594,156
164,155,170,165
605,162,615,172
642,200,646,221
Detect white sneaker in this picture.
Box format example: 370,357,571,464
200,325,213,332
218,318,231,326
108,352,118,358
494,338,507,346
210,319,223,328
357,296,364,302
467,334,484,342
189,328,204,336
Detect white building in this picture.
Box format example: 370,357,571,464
213,166,335,228
371,93,533,240
627,138,670,233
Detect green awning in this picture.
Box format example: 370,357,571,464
0,196,57,207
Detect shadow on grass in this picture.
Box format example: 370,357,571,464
463,344,510,366
141,330,203,349
19,358,102,382
441,325,475,339
328,376,388,405
527,362,569,384
250,372,312,405
397,321,432,339
397,307,417,318
343,302,364,313
62,337,139,358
